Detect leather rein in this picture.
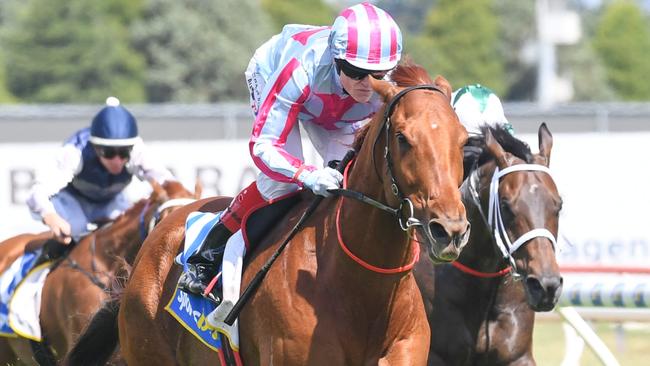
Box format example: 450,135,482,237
328,84,445,274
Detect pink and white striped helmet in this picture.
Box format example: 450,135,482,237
329,2,402,71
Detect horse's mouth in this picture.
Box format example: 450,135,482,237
523,274,563,312
417,226,463,263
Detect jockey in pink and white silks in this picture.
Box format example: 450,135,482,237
178,2,403,296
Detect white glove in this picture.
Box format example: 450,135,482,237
42,212,72,244
300,167,343,197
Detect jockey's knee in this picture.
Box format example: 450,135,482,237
256,175,299,202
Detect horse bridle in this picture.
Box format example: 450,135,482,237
146,197,198,235
464,163,558,277
65,197,198,291
332,84,447,231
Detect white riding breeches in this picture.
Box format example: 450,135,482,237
50,190,130,240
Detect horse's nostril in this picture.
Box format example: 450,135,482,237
542,276,563,296
429,221,449,243
526,275,562,297
525,276,544,294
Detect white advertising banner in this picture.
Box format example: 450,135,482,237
0,133,648,268
515,132,649,267
0,139,322,241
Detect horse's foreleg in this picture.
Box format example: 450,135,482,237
507,354,536,366
119,224,186,366
425,352,448,366
377,335,430,366
377,284,430,366
119,291,179,366
0,338,17,365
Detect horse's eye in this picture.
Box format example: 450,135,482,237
396,132,410,147
500,199,513,217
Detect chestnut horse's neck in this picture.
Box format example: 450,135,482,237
334,124,415,280
93,198,154,268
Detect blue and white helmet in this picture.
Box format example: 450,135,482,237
89,97,139,146
451,84,513,135
329,2,402,71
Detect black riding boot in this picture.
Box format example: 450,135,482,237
178,223,233,295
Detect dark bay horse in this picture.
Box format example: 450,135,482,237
414,124,563,365
0,180,199,365
67,62,470,366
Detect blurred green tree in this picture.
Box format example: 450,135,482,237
494,0,535,100
132,0,272,102
557,3,614,101
559,38,616,101
375,0,437,34
0,0,23,102
3,0,146,103
0,52,16,103
407,0,505,95
262,0,335,33
593,1,650,100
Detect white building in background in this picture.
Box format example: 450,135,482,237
536,0,582,108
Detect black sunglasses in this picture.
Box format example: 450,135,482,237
95,145,132,159
335,59,388,81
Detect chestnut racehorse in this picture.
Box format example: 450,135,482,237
0,233,52,276
414,124,563,365
0,180,199,365
67,62,470,366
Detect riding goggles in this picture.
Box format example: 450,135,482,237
95,145,133,159
336,59,389,81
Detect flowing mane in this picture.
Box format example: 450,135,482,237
352,124,371,153
352,60,435,152
390,60,433,87
114,199,147,222
161,180,188,197
464,125,534,174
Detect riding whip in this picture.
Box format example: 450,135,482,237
223,149,356,325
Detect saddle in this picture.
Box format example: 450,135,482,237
204,192,303,303
167,191,303,360
241,192,303,252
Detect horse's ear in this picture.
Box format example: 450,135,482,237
193,179,203,199
485,128,508,167
370,78,398,102
538,122,553,166
433,75,452,101
149,179,166,201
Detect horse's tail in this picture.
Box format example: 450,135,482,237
64,298,120,366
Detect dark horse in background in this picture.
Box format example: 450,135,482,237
414,124,563,366
0,180,200,365
66,62,470,365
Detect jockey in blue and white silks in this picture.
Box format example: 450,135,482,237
178,2,404,296
27,97,175,243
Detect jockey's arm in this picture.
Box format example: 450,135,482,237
249,61,317,185
129,139,176,184
26,143,82,220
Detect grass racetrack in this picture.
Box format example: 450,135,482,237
533,321,650,365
